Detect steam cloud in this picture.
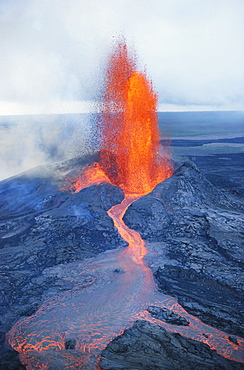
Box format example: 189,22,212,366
0,114,95,181
0,0,243,180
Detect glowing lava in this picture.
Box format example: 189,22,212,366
71,162,111,193
6,198,244,369
5,39,244,369
115,70,170,194
73,39,172,195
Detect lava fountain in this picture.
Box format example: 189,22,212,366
73,40,172,195
6,39,244,369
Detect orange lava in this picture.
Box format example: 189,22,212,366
6,196,244,368
108,195,148,264
73,39,173,196
72,162,111,193
117,70,171,194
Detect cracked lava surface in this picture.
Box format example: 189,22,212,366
6,196,244,369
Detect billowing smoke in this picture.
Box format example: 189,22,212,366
0,114,96,181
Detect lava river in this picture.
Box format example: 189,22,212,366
6,195,244,369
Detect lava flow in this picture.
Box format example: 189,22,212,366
6,39,244,369
6,198,244,369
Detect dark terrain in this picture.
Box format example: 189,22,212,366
123,161,244,339
0,154,127,369
100,320,243,370
0,124,243,368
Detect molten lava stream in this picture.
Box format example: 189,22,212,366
108,195,148,265
6,193,244,369
108,199,244,364
5,198,162,369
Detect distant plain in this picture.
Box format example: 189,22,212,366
0,110,243,190
158,111,244,192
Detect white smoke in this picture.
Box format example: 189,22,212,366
0,114,96,181
0,0,243,180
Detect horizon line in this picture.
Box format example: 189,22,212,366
0,100,243,116
0,109,243,117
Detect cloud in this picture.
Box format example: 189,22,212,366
0,0,243,109
0,0,243,181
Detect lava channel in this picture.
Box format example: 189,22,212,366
6,196,244,369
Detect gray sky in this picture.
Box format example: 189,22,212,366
0,0,244,113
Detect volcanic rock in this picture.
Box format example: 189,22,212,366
100,320,243,369
1,159,244,369
148,161,243,210
0,156,126,368
123,161,244,338
147,306,189,326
